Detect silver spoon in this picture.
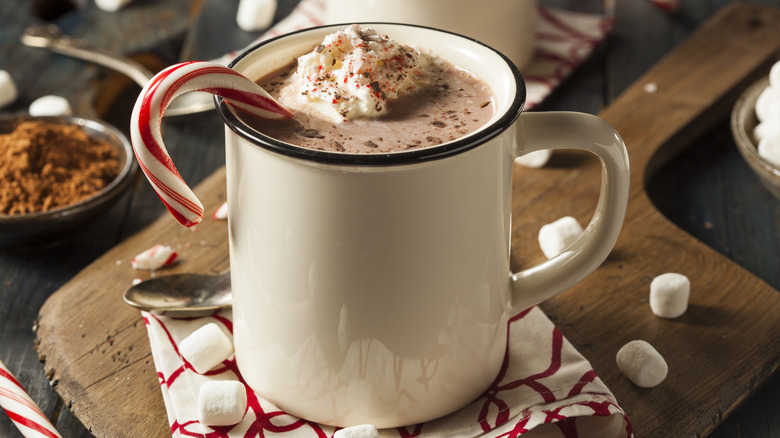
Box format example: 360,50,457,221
21,24,215,117
123,270,232,317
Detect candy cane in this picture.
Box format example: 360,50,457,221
130,61,293,227
0,359,62,438
647,0,680,12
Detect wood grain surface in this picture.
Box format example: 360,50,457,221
32,3,780,437
36,168,231,437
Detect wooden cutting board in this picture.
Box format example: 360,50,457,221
35,3,780,437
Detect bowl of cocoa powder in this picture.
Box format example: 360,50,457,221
0,115,135,247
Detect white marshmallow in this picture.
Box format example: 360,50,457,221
198,380,247,426
334,424,380,438
643,82,658,93
769,60,780,88
28,95,72,117
0,70,18,109
616,340,668,388
754,121,780,144
758,133,780,168
131,244,177,270
236,0,276,32
95,0,133,12
755,85,780,123
758,132,780,168
649,272,690,319
179,323,234,374
515,149,552,169
538,216,584,259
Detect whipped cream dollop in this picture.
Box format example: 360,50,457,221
281,25,433,122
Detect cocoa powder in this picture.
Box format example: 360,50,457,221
0,120,120,215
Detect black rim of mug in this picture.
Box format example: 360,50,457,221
216,22,527,166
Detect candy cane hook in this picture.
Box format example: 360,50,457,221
130,61,293,227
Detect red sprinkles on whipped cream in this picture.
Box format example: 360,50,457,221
295,24,432,121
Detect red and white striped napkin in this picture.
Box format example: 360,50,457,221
140,3,632,437
212,0,614,109
143,306,631,438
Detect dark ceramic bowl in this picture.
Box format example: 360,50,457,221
731,77,780,200
0,115,136,247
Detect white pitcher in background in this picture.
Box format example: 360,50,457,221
322,0,539,70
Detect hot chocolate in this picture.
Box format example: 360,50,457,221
245,25,495,154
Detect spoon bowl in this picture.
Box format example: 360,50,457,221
123,271,232,317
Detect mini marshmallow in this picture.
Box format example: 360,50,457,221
649,272,690,318
769,60,780,88
754,121,780,144
198,380,247,426
212,201,228,220
515,149,552,169
538,216,584,259
758,133,780,168
236,0,276,32
95,0,133,12
131,244,177,270
334,424,380,438
0,70,18,109
616,340,668,388
179,323,234,374
28,95,72,117
755,85,780,123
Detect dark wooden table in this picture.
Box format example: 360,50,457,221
0,0,777,436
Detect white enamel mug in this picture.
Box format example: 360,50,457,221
131,24,629,429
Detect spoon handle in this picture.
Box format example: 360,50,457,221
21,24,153,87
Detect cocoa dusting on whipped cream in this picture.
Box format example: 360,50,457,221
245,25,495,154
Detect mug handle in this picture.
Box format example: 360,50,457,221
508,111,630,312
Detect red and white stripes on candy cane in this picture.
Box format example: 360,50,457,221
0,360,62,438
648,0,680,12
130,61,292,227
